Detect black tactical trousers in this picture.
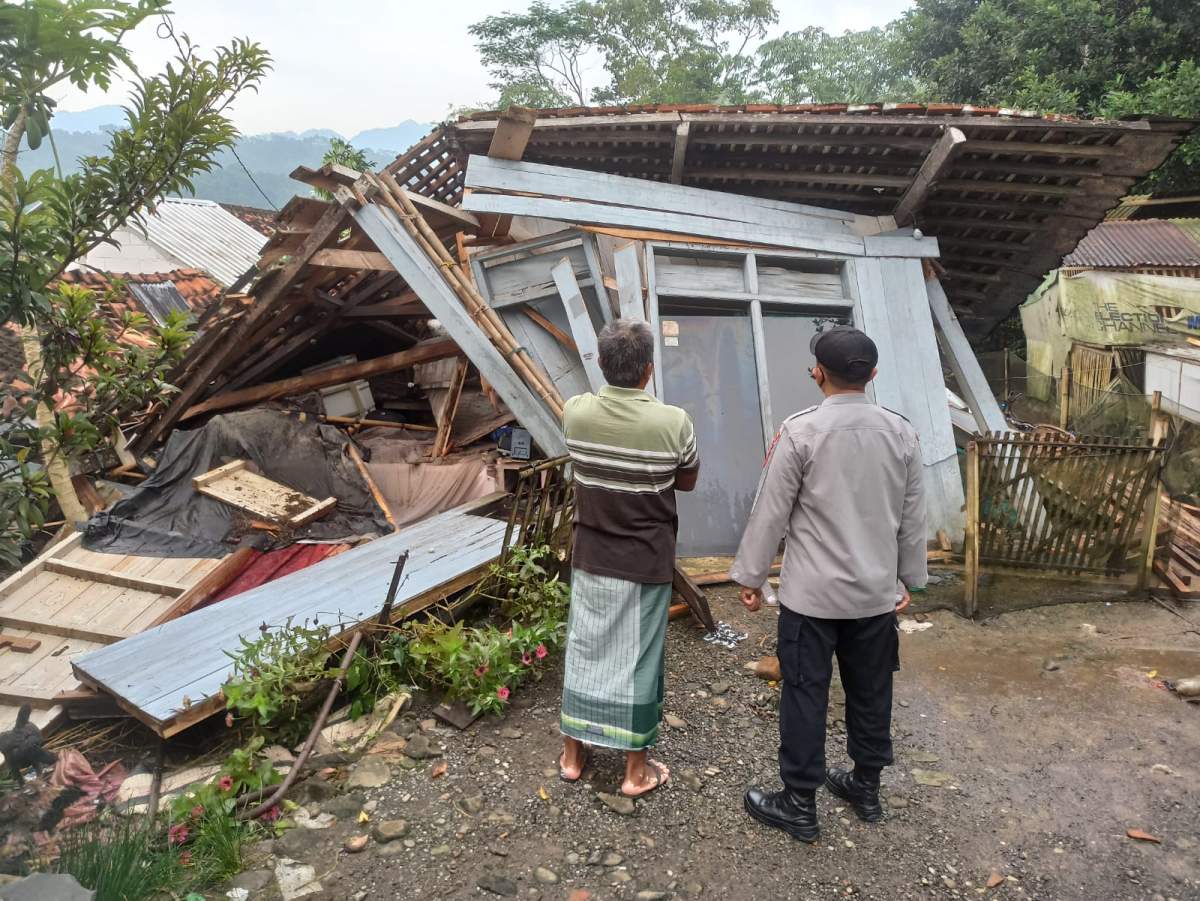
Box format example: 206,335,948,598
776,606,899,793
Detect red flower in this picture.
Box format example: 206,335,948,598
260,804,282,823
168,824,189,846
521,652,533,666
218,775,234,792
535,643,548,660
474,664,489,677
496,685,510,701
190,805,204,820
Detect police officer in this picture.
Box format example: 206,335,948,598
731,326,927,843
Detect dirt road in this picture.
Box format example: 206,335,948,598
237,595,1200,901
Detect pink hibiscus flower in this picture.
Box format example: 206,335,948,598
496,685,511,701
217,775,234,792
168,824,189,846
260,804,282,823
474,664,489,677
535,643,548,660
521,651,533,666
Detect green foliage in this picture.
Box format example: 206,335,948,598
403,545,569,715
313,137,376,200
222,618,334,744
52,814,182,901
756,25,918,105
470,0,776,106
0,4,269,571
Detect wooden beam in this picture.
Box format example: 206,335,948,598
521,308,578,352
464,193,870,257
894,127,966,226
344,194,568,457
309,248,396,271
182,338,459,420
132,203,348,454
963,139,1124,159
925,275,1007,435
42,559,188,596
433,358,470,457
553,260,604,391
409,191,480,232
669,121,691,185
0,616,128,644
479,105,538,239
613,244,644,321
346,444,398,532
0,633,41,652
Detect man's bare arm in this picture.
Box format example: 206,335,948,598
676,466,699,492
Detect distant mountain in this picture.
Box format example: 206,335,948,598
15,106,434,208
51,104,126,133
349,120,433,155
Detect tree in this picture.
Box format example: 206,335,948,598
756,25,919,105
313,137,375,200
470,0,776,107
0,0,161,178
0,5,270,568
894,0,1200,187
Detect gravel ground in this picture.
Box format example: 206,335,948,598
230,592,1200,901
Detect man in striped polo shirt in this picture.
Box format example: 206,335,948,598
558,318,699,798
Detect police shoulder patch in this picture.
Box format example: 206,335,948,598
880,406,912,424
782,405,820,425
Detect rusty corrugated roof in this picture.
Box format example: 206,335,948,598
1062,220,1200,269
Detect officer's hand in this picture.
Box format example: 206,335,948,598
896,586,911,613
740,586,763,612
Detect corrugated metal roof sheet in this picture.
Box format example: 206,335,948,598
1062,220,1200,269
136,198,267,286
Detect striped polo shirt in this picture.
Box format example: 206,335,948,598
563,385,699,584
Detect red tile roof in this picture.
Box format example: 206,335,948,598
219,203,278,237
57,268,224,316
1062,220,1200,270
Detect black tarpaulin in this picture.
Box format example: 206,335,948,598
83,409,390,557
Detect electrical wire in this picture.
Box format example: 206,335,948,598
155,9,277,210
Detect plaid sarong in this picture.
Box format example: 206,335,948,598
560,571,671,750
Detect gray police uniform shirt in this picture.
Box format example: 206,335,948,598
730,393,928,619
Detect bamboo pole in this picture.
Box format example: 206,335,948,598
367,171,566,417
1058,366,1071,431
964,441,981,618
373,172,565,413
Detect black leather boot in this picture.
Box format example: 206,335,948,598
824,767,883,822
743,786,820,843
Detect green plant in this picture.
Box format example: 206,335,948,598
402,544,569,715
52,813,182,901
222,618,334,744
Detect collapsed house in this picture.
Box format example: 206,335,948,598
0,103,1190,738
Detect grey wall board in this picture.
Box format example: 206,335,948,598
74,510,508,727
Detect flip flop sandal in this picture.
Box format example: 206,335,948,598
620,759,670,799
560,745,591,783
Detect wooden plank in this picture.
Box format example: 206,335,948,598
894,127,967,226
192,463,336,527
925,275,1007,434
669,121,690,185
671,565,716,633
464,155,863,231
309,248,396,271
463,192,872,258
522,307,578,352
193,459,248,488
433,358,470,458
0,634,40,652
863,235,941,258
0,616,128,644
0,531,83,600
42,559,187,597
964,442,980,617
613,244,644,321
182,338,459,420
478,106,538,240
552,260,604,391
345,198,568,457
147,547,259,628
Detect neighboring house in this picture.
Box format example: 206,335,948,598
1021,218,1200,401
57,268,224,327
219,202,278,238
80,197,268,287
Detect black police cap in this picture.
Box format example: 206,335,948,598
809,326,878,380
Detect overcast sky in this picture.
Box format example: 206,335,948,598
54,0,914,136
